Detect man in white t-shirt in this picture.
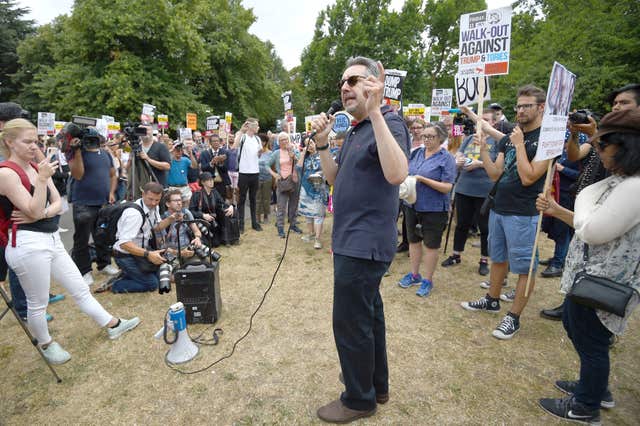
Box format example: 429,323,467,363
232,117,262,232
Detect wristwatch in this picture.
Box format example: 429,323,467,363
143,250,149,259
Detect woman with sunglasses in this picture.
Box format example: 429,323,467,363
536,108,640,424
0,119,140,365
397,122,456,296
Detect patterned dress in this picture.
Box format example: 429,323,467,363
297,153,328,218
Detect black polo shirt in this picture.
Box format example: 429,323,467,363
332,106,410,262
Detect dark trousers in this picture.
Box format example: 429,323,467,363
72,204,111,274
400,203,408,246
333,254,390,411
112,255,159,293
549,191,575,268
453,193,489,257
8,268,26,318
238,173,259,229
562,296,612,411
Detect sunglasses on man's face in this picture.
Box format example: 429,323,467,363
338,75,367,90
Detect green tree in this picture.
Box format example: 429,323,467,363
0,0,35,101
14,0,287,130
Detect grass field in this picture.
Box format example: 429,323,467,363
1,216,638,425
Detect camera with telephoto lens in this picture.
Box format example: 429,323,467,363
189,244,221,262
122,121,149,153
158,262,173,294
196,221,215,237
568,109,596,125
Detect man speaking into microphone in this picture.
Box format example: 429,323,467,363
312,56,409,423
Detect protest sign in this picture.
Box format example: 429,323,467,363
305,114,321,133
141,103,156,124
405,104,429,120
95,119,108,139
108,122,121,137
431,89,454,116
454,75,491,106
179,127,193,141
534,62,577,162
157,114,169,130
37,112,55,136
186,113,197,130
206,115,220,131
458,7,512,77
282,91,293,119
54,121,66,135
332,112,352,133
224,112,232,132
383,69,407,111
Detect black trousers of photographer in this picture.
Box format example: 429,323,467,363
453,193,489,257
72,204,112,275
238,172,259,230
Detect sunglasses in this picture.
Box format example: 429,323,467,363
338,75,366,90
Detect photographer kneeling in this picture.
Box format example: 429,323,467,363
108,182,167,293
189,172,235,248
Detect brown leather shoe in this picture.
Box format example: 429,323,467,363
338,372,389,404
317,399,376,423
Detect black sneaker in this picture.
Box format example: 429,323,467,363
555,380,615,409
441,254,461,267
478,260,489,276
492,314,520,339
252,223,263,231
290,225,303,234
539,396,601,425
461,295,500,314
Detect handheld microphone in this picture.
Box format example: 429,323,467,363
308,100,343,140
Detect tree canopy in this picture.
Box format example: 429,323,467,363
0,0,36,101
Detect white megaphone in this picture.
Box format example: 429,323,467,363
164,302,199,364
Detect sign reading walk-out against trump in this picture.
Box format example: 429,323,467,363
458,7,512,77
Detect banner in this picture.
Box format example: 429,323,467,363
383,69,407,111
431,89,454,116
534,62,577,161
186,113,197,130
282,91,293,119
454,75,491,106
157,114,169,129
37,112,55,136
405,104,429,120
108,122,121,137
458,7,512,77
141,103,156,124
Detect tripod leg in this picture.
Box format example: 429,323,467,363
0,286,62,383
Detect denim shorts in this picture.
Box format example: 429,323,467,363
488,211,538,274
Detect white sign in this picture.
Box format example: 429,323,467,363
431,89,454,116
454,75,491,106
95,119,108,139
179,127,193,141
37,112,55,135
535,62,577,162
101,115,115,124
458,7,512,77
304,114,321,133
141,103,156,124
282,91,293,112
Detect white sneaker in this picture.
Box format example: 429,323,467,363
83,272,94,286
301,234,314,243
108,317,141,340
41,341,71,364
314,239,322,249
100,264,120,276
479,278,508,289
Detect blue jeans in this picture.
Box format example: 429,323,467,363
333,254,390,411
562,296,612,411
550,228,573,268
112,255,159,293
8,268,27,318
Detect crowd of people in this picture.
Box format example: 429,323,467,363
1,60,639,424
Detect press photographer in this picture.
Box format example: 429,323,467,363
63,123,119,285
127,124,170,197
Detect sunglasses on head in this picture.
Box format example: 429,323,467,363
338,75,366,90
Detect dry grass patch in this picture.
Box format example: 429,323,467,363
1,216,639,424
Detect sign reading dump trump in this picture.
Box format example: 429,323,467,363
458,7,512,77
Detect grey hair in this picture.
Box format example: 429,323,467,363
427,121,448,143
345,56,379,77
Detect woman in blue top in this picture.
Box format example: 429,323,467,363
398,122,456,297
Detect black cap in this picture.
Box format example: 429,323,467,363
199,171,214,182
0,102,29,122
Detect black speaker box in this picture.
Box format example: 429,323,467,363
174,261,221,324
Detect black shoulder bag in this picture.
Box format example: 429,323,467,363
567,243,639,317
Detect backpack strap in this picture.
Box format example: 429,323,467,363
238,134,246,166
0,161,38,247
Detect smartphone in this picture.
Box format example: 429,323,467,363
46,146,58,160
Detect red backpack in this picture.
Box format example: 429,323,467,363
0,160,37,247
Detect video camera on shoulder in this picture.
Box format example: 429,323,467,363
122,122,149,153
57,116,102,156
